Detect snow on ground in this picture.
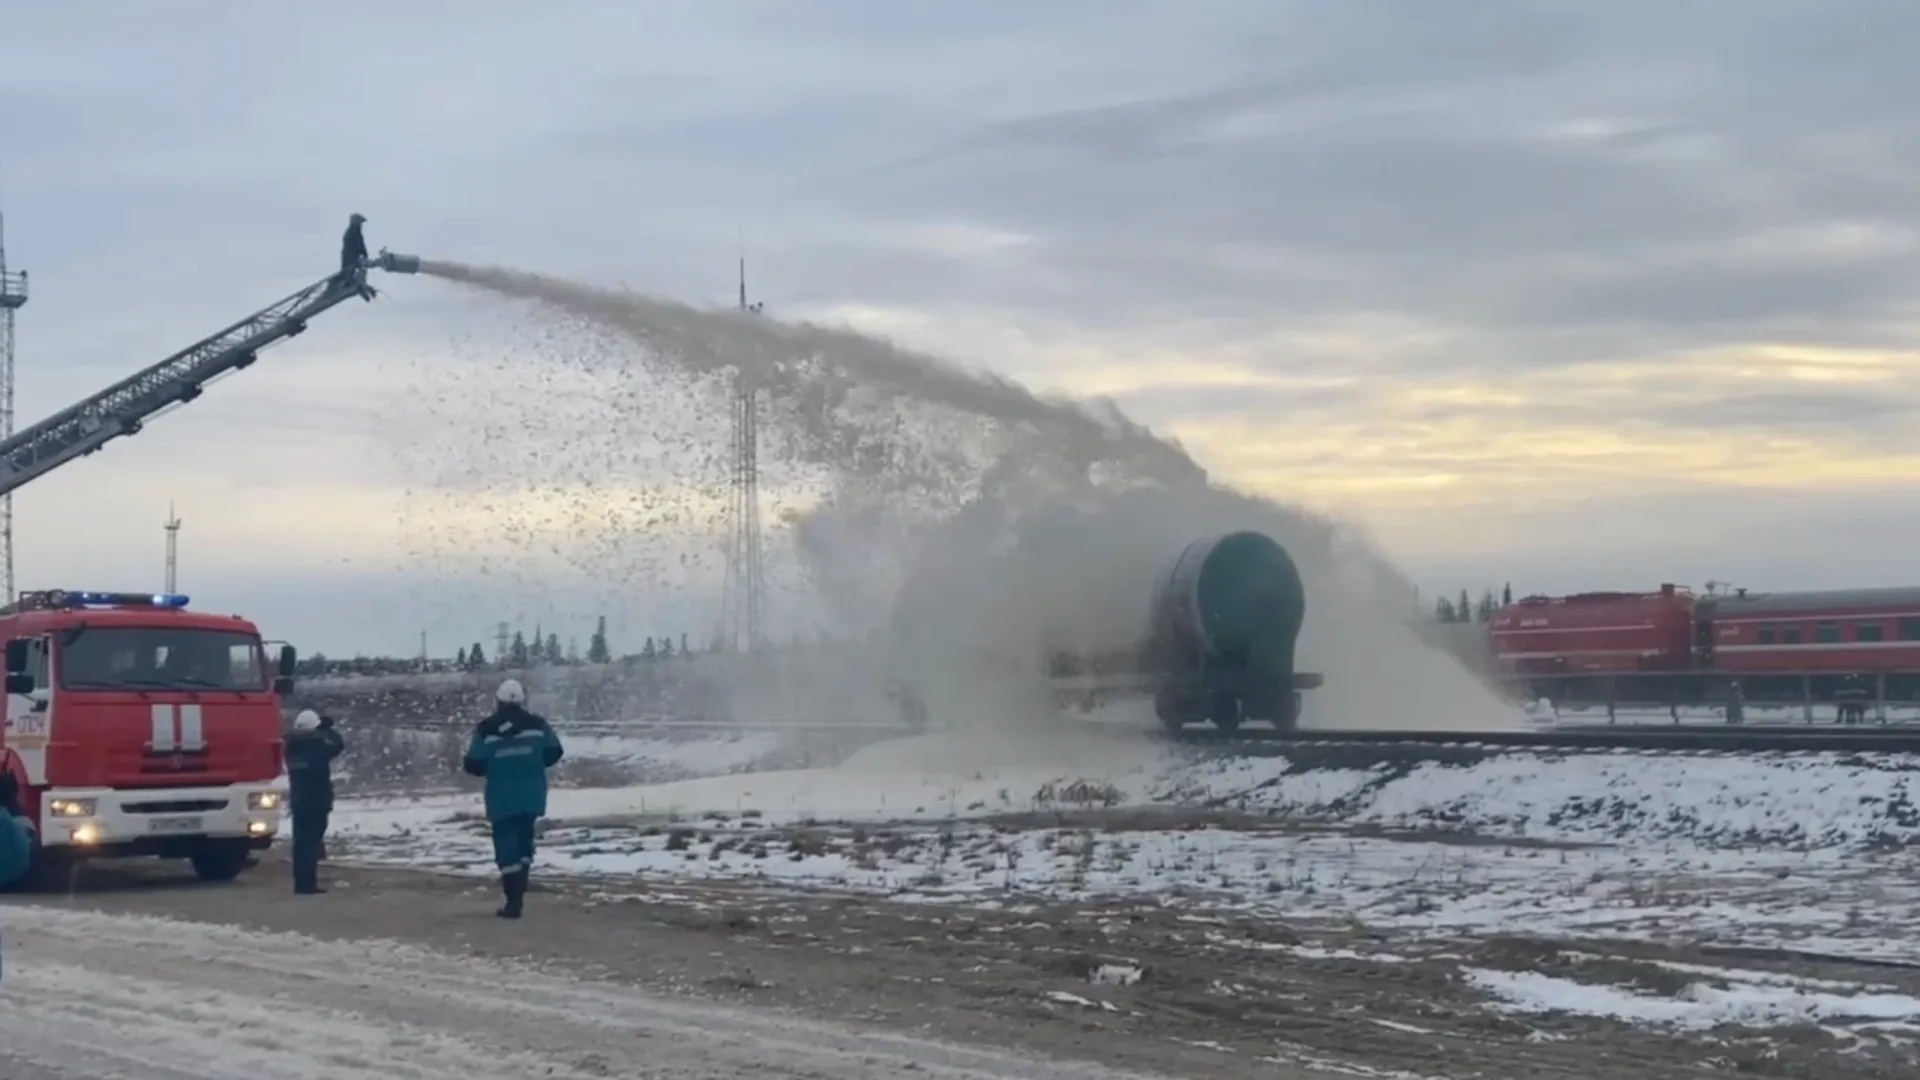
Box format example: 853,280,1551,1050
1165,748,1920,847
351,813,1920,964
330,730,1920,973
347,732,1920,850
1467,965,1920,1034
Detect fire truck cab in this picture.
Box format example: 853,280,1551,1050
0,589,297,885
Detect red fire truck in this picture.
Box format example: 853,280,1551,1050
0,590,297,885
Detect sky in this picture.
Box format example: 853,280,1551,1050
3,0,1920,656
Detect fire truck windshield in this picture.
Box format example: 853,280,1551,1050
56,626,268,693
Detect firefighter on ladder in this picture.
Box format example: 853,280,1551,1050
337,213,377,300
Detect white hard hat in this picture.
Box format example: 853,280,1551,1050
496,678,526,705
293,709,322,731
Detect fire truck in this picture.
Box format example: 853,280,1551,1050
0,590,298,882
0,233,421,886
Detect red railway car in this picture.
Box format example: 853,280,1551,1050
1701,587,1920,674
1487,585,1695,675
1488,584,1920,677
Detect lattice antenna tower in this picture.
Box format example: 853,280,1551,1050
0,210,27,601
718,254,767,653
164,501,182,594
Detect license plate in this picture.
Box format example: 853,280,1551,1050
147,815,204,835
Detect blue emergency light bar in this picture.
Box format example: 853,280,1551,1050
16,590,190,610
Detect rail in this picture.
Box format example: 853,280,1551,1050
1180,725,1920,754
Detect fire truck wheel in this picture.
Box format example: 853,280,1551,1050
189,843,252,883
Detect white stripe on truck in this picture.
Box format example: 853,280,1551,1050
178,703,204,750
150,702,175,751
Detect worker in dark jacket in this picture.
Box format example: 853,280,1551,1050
285,709,345,895
339,213,369,275
0,772,33,891
462,679,563,919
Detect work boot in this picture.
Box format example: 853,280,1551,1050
496,870,526,919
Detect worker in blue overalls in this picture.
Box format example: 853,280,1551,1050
462,679,564,918
0,770,29,982
0,771,32,891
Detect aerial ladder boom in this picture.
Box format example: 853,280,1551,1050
0,249,420,500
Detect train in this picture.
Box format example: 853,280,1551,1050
1488,583,1920,684
890,529,1325,735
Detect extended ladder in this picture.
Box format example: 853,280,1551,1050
0,252,417,499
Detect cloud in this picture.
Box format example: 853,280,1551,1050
3,1,1918,652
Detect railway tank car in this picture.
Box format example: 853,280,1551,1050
888,528,1325,736
1142,530,1317,734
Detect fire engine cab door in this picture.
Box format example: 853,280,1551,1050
4,636,53,785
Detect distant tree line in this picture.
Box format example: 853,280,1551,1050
295,614,871,680
1431,583,1514,625
299,613,692,678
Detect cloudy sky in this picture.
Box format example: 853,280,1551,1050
3,0,1919,656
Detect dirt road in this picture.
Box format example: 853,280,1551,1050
0,857,1341,1080
2,854,1911,1078
0,909,1183,1080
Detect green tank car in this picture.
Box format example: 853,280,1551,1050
1143,531,1321,733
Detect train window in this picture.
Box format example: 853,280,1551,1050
1902,618,1920,641
1816,623,1841,644
1781,628,1802,645
1857,623,1886,643
1757,628,1776,645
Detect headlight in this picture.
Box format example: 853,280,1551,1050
48,797,96,817
248,791,284,811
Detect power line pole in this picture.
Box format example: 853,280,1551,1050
718,251,766,654
163,501,182,594
0,209,29,601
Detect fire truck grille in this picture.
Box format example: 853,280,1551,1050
122,799,230,814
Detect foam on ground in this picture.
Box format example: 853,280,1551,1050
335,745,1920,973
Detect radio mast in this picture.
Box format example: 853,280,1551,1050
0,208,29,600
718,253,766,653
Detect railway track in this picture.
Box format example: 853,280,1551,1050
1176,724,1920,754
355,709,1920,755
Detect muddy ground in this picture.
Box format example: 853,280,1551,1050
8,847,1909,1079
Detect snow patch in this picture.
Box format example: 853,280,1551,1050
1466,966,1920,1031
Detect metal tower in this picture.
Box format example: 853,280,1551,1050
163,501,182,594
0,211,27,601
718,257,767,653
